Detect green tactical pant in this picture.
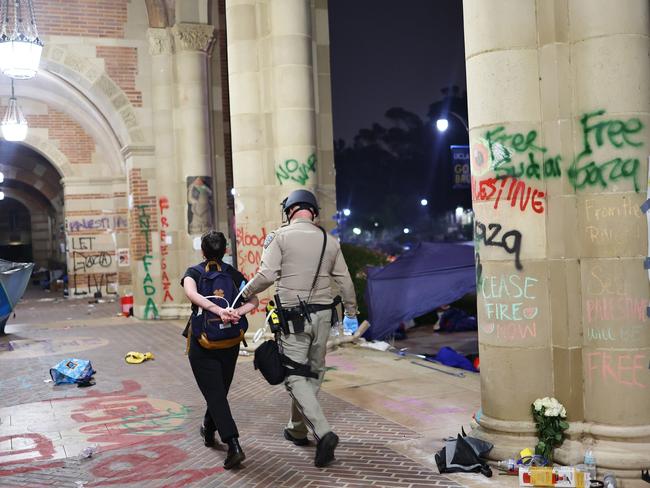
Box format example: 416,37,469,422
280,309,332,441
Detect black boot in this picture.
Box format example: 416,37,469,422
314,432,339,468
224,438,245,469
200,425,216,447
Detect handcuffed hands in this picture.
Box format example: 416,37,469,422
212,306,240,324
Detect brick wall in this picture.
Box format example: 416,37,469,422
128,169,158,261
34,0,128,38
27,109,95,165
96,46,143,107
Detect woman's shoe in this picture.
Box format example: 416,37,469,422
224,438,245,469
200,425,216,447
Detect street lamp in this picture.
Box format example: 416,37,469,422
420,198,428,206
436,111,469,134
352,227,361,235
403,228,410,234
342,208,351,217
435,119,449,132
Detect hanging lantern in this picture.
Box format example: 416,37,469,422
2,79,27,141
0,0,43,79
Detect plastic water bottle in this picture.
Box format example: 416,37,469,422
496,458,517,472
603,473,617,488
584,449,597,479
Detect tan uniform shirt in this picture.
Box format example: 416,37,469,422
242,217,358,316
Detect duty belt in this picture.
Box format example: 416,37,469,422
277,295,342,334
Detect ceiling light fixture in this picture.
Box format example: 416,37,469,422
0,0,43,79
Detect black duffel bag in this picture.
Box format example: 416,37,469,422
254,339,318,385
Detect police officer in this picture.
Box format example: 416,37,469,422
241,189,358,468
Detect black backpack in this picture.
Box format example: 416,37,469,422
254,339,318,385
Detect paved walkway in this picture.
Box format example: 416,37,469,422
0,291,509,488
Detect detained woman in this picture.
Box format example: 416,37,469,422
181,231,258,469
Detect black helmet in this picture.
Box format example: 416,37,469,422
281,189,319,217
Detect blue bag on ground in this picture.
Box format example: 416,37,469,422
434,347,477,372
49,358,96,385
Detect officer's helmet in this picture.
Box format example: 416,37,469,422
281,189,319,217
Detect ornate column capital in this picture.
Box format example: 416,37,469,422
147,28,174,56
171,23,215,53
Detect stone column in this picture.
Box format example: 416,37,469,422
148,28,185,318
227,0,319,328
464,0,650,479
313,0,337,232
171,22,217,259
569,0,650,478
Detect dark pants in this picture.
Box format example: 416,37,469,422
188,336,240,442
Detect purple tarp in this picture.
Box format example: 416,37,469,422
365,242,476,340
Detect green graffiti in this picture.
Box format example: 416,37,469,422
121,405,191,436
484,126,561,180
276,154,316,185
137,205,159,320
569,110,644,192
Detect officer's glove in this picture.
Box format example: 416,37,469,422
343,316,359,336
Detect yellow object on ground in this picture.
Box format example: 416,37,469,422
519,447,534,459
125,351,154,364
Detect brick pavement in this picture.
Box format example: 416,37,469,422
0,307,463,488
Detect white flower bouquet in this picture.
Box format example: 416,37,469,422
531,396,569,462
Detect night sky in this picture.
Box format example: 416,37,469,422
328,0,467,143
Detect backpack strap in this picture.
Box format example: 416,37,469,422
280,354,319,379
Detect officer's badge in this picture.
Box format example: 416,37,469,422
213,289,225,298
263,232,275,249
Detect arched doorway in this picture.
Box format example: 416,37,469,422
0,141,65,275
0,198,32,262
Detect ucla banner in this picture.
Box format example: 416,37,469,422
450,145,470,189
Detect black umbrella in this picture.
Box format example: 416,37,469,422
435,433,493,477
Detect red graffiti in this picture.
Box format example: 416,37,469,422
236,226,268,248
472,176,545,213
159,197,174,302
0,433,57,469
585,296,647,323
586,351,647,389
236,226,268,283
88,444,224,487
1,381,224,485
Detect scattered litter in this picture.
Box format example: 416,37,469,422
519,465,589,486
75,482,86,488
435,432,493,477
239,350,250,356
37,298,55,302
79,444,98,459
50,358,96,387
125,351,154,364
43,378,53,383
357,340,391,351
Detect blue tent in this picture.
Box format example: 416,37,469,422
0,259,34,335
365,242,476,340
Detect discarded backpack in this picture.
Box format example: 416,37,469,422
435,433,493,477
254,339,318,385
49,358,96,387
